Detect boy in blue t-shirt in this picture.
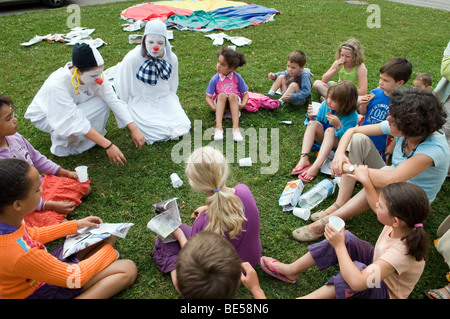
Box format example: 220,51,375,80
359,57,412,160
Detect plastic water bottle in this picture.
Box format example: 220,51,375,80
298,179,335,209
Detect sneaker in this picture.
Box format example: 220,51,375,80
214,129,223,141
233,130,243,142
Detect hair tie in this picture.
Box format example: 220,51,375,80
213,188,221,193
341,43,355,51
414,223,423,228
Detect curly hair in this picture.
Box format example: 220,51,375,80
0,95,14,109
389,88,447,138
217,47,246,70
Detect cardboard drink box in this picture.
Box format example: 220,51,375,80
278,179,305,211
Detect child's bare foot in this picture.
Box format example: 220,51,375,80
425,285,450,299
44,201,76,214
299,165,320,182
291,155,311,176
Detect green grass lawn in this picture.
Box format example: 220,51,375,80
0,0,449,299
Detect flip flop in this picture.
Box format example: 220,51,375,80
260,256,296,284
298,170,316,183
291,164,312,176
424,285,450,299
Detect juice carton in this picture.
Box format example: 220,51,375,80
278,179,305,211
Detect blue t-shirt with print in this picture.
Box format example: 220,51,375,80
360,88,390,153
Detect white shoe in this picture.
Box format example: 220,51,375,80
233,130,243,142
214,129,223,141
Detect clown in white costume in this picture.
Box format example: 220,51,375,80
113,19,191,144
25,43,145,166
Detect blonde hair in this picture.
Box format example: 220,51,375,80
185,147,246,239
335,38,365,65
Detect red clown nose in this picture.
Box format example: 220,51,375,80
95,78,103,85
153,45,159,52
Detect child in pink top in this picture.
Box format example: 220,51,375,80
206,47,248,142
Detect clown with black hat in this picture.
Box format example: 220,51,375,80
25,43,145,165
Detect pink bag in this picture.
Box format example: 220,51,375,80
244,91,280,112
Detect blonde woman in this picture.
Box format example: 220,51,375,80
153,146,261,290
313,38,368,98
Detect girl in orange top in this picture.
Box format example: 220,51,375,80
0,158,137,299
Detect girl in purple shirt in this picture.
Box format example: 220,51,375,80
0,96,90,227
153,146,261,290
205,47,249,142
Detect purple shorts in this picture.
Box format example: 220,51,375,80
308,230,389,299
25,244,83,299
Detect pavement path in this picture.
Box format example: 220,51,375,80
387,0,450,11
1,0,449,16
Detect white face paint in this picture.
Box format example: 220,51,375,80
145,34,165,58
80,67,104,86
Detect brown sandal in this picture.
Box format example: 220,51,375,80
292,219,326,242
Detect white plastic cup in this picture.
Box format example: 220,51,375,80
329,216,345,232
239,157,252,167
170,173,183,188
293,207,310,221
75,166,88,183
311,102,321,116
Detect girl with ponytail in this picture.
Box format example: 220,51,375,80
153,146,261,293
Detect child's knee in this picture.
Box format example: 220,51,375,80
313,80,325,89
121,259,138,285
228,93,239,103
288,82,300,91
217,93,228,101
307,120,320,128
84,185,92,197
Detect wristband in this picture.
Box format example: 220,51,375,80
104,142,113,150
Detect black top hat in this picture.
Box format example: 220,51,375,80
72,43,104,69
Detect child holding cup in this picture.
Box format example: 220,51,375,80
0,96,91,227
260,171,430,299
291,81,359,181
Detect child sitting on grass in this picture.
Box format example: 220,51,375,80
313,38,368,99
260,177,429,299
152,146,261,294
266,50,313,106
0,158,137,299
291,81,359,182
206,47,249,142
0,96,91,228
